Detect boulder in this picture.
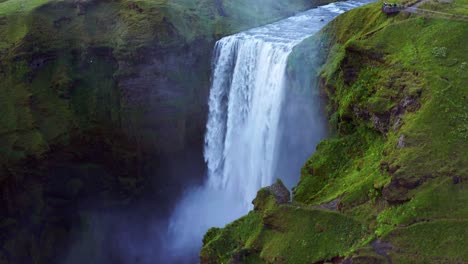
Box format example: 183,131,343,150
266,179,291,204
252,179,290,211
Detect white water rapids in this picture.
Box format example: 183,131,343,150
167,0,373,261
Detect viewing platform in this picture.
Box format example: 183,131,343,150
382,2,404,14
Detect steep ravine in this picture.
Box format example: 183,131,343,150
201,1,467,263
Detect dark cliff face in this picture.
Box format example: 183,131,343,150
118,40,212,154
0,16,211,264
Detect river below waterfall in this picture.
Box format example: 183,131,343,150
167,0,374,262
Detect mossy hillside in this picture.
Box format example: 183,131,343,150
296,0,468,209
383,219,468,263
201,188,368,264
0,48,120,165
376,178,468,232
202,1,468,263
299,0,467,261
412,0,468,17
293,127,389,210
255,206,367,264
201,212,264,264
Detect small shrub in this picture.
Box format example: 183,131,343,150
432,47,447,58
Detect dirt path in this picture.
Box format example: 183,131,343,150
403,0,468,21
371,240,394,264
411,0,434,8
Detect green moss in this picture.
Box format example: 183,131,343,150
0,61,50,162
294,127,389,210
384,220,468,263
367,96,395,114
0,0,52,16
200,211,263,264
201,205,369,264
252,187,278,213
417,0,468,16
376,178,468,232
257,206,367,264
0,46,124,164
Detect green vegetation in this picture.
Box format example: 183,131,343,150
202,1,468,263
201,188,368,264
255,206,367,264
385,220,468,263
201,212,264,264
294,128,388,209
377,178,468,228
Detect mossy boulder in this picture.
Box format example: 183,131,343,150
253,179,290,212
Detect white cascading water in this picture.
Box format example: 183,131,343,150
167,0,373,261
204,38,292,207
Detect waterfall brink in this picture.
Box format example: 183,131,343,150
167,0,373,262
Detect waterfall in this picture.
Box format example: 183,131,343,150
167,0,374,261
204,0,374,210
204,37,293,207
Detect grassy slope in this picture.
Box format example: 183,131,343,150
202,1,468,263
201,187,368,264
